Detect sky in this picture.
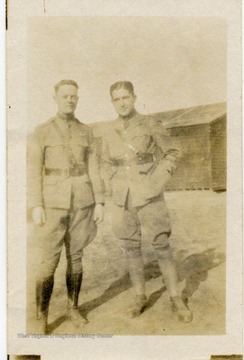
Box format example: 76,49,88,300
27,17,227,130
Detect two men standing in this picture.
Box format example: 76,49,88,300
27,79,192,334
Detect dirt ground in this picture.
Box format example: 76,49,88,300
26,190,226,335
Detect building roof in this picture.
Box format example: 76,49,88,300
152,102,227,128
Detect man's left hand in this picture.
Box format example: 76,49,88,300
94,203,104,224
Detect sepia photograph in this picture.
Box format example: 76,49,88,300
7,1,242,360
25,17,227,336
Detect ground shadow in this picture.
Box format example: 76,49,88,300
48,315,67,334
48,247,225,333
176,248,225,300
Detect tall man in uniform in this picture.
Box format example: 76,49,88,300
27,80,104,333
101,81,192,322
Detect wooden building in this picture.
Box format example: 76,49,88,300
153,102,227,191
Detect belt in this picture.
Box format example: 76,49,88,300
111,153,154,166
45,167,86,177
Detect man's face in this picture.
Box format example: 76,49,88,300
54,85,79,115
111,88,136,117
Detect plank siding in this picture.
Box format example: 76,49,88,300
166,124,212,190
210,116,227,190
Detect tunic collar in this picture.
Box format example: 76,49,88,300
56,112,75,122
114,111,143,130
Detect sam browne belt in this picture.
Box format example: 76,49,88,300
111,153,154,166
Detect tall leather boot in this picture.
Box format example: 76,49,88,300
36,275,54,334
66,272,87,326
125,248,147,318
156,246,193,323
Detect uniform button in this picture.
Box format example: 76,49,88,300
126,166,130,170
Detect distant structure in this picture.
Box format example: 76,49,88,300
92,102,227,192
152,102,227,191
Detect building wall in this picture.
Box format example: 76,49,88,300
166,124,212,190
210,116,227,190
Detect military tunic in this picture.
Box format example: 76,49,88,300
101,111,180,248
27,112,104,277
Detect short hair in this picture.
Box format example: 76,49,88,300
110,81,135,97
54,79,79,93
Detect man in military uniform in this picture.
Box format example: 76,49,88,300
101,81,192,322
27,80,104,334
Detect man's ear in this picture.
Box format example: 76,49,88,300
134,94,137,102
53,95,57,104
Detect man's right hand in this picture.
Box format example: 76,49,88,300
32,206,46,226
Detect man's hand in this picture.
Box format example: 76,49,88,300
93,203,104,224
32,206,46,226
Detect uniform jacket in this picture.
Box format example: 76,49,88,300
27,113,104,210
101,111,181,207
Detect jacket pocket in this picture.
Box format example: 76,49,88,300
43,175,59,186
70,134,89,163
